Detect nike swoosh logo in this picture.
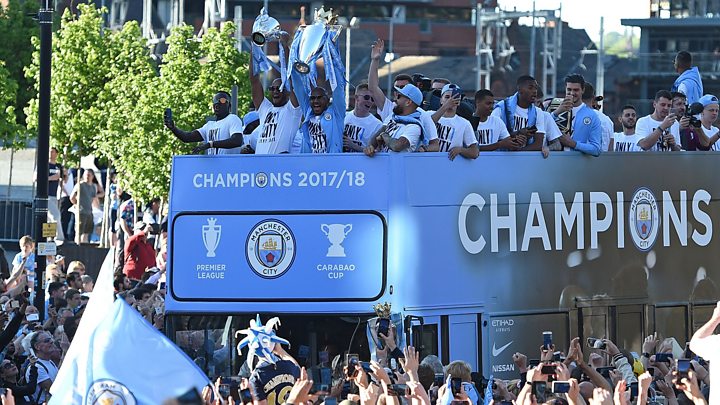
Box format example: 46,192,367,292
492,341,514,357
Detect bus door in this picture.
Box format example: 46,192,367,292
448,314,481,371
405,314,442,363
577,297,648,355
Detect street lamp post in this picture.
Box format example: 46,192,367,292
386,6,401,99
345,17,360,107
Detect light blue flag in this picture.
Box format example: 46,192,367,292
49,251,210,404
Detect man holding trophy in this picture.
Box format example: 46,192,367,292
248,9,302,155
289,7,347,153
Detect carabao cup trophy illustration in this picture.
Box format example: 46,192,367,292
321,223,352,257
288,7,345,93
202,218,221,258
251,8,288,87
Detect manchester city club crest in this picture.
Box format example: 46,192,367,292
629,187,660,251
85,379,136,405
246,219,296,279
583,116,591,125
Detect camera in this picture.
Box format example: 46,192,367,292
683,102,704,128
541,364,556,375
587,337,606,350
677,359,692,378
345,354,359,378
411,74,432,93
532,381,547,402
552,381,570,394
542,331,553,350
388,384,408,396
26,313,39,322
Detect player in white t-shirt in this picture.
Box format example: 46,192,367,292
364,84,424,156
367,39,439,152
429,84,478,160
690,301,720,405
693,94,720,151
249,40,302,154
491,76,545,150
343,84,383,152
636,90,681,151
609,105,642,152
164,91,244,155
471,90,518,151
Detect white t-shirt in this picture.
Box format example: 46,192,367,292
382,117,422,152
475,115,510,146
428,113,477,152
690,334,718,405
27,358,59,404
635,115,681,151
703,124,720,151
256,98,302,154
379,98,438,142
612,132,643,152
491,105,547,134
539,110,562,143
344,112,383,151
308,115,328,153
197,114,244,155
597,111,615,152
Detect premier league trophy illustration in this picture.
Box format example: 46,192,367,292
288,7,345,92
321,223,352,257
202,218,221,258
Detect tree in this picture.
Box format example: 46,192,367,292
0,0,39,128
25,4,110,166
0,61,20,147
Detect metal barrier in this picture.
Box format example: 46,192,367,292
0,200,34,244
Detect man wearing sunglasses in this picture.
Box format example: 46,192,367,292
364,84,425,155
249,36,302,154
343,83,383,152
368,39,439,152
164,91,244,155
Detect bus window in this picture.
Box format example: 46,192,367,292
655,306,688,345
412,324,439,360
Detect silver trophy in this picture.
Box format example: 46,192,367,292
252,8,285,46
294,7,343,74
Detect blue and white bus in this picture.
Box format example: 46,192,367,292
165,152,720,384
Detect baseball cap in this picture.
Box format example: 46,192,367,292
698,94,719,108
243,111,259,125
133,221,147,232
394,83,423,106
441,83,461,96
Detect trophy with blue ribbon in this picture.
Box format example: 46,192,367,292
251,8,289,88
288,7,345,92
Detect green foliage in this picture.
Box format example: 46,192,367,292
0,0,39,128
25,4,110,165
0,61,21,147
604,31,639,58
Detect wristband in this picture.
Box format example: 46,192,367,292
209,141,214,149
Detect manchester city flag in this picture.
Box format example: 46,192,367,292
49,252,209,404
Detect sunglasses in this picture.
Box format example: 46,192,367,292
358,94,374,102
213,97,228,105
268,86,281,92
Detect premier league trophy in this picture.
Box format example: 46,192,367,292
202,218,221,258
288,7,345,92
251,8,288,88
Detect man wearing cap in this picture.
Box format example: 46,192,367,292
491,75,544,151
367,39,440,152
693,94,720,150
429,84,479,160
344,83,383,152
250,36,302,154
123,222,157,282
673,51,703,105
164,91,245,155
364,84,425,155
239,111,262,154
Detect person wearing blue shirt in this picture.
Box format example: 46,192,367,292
11,236,35,275
558,103,602,156
673,51,703,105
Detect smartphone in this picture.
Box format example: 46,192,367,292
648,367,655,377
154,306,163,315
164,108,172,122
684,343,695,360
451,377,462,397
451,87,463,98
677,359,691,376
218,383,231,398
159,282,166,290
629,381,639,400
324,398,337,405
239,388,253,404
434,373,445,386
655,353,673,363
528,358,540,368
389,384,408,396
597,366,615,378
541,364,556,375
320,367,332,386
552,381,571,394
26,313,39,322
532,381,547,403
377,318,391,350
587,337,606,350
10,301,19,309
543,331,553,350
345,354,359,378
360,361,373,375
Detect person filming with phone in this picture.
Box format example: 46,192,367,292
0,355,38,405
25,331,57,404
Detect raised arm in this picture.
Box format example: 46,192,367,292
368,39,388,108
163,110,203,143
